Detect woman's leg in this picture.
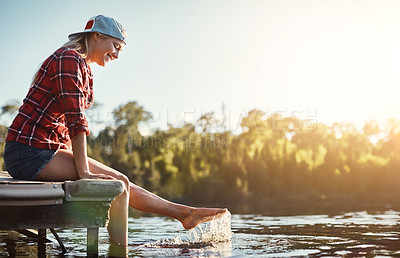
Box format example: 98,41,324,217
87,157,228,230
35,150,130,246
128,183,227,229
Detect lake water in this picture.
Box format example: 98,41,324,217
1,210,400,257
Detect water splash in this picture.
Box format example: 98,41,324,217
142,211,232,248
189,211,233,243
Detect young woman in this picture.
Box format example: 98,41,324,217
3,15,227,246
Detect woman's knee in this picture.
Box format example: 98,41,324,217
113,173,130,192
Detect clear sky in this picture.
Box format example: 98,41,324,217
1,0,400,134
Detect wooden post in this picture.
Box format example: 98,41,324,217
87,227,99,256
38,229,46,257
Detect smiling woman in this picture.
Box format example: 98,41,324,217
3,14,227,248
86,32,124,66
67,14,126,66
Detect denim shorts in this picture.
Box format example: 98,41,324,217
3,141,58,180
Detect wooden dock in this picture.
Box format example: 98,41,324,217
0,171,124,256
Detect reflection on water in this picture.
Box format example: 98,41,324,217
232,210,400,256
1,210,400,256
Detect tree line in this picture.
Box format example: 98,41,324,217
1,101,400,213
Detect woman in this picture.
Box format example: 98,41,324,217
3,15,227,246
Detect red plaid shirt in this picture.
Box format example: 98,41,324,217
6,47,94,150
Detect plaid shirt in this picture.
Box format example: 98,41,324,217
6,47,94,150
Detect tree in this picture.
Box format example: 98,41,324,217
0,99,20,126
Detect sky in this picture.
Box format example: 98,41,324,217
1,0,400,135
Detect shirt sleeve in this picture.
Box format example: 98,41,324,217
52,51,90,138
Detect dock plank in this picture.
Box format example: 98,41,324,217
0,170,124,256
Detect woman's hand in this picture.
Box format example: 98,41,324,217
71,133,115,180
79,171,115,180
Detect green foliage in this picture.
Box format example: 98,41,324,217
1,100,19,116
87,103,400,208
2,101,400,210
0,125,8,170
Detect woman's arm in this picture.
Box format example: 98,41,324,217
71,132,91,178
71,132,114,179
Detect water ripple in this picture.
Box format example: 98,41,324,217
1,210,400,256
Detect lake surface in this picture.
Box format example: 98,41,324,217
1,210,400,257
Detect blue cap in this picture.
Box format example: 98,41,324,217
68,15,126,44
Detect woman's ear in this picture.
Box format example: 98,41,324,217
93,32,101,42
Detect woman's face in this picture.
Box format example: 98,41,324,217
88,33,125,66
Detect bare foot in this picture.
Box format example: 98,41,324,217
181,208,228,230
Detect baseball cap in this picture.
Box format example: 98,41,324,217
68,15,126,44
